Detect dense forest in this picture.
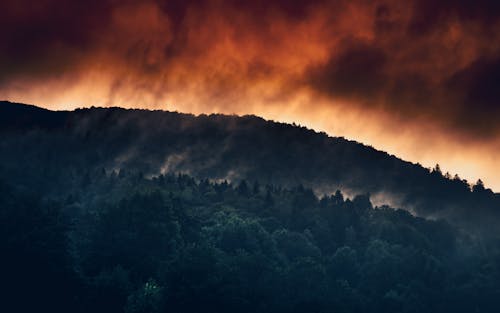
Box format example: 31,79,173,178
2,170,500,312
1,101,500,312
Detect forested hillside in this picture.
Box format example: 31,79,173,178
1,171,499,313
1,101,500,312
0,101,498,232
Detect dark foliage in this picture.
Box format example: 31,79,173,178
1,171,500,313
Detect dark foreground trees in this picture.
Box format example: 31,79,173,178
1,173,500,313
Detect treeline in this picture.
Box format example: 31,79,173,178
1,171,500,313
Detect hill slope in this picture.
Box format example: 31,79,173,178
0,101,498,232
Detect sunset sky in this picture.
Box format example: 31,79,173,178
1,0,499,190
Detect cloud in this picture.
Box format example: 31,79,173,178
444,57,500,137
307,41,388,100
301,0,500,139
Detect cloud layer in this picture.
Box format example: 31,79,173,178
1,0,500,188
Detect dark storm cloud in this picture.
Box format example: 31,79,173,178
409,0,500,35
0,0,113,80
444,57,500,137
304,0,500,138
307,42,388,99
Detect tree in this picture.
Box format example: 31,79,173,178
432,164,442,175
0,184,78,312
472,179,485,193
237,180,249,196
125,280,164,313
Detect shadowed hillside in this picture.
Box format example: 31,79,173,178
0,101,498,232
2,101,500,313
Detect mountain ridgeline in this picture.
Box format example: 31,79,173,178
0,101,498,232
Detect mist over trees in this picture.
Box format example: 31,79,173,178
1,171,500,313
0,101,499,232
1,101,500,312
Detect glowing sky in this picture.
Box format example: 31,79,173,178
1,0,499,190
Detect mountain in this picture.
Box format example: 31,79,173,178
0,101,498,232
2,100,500,313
